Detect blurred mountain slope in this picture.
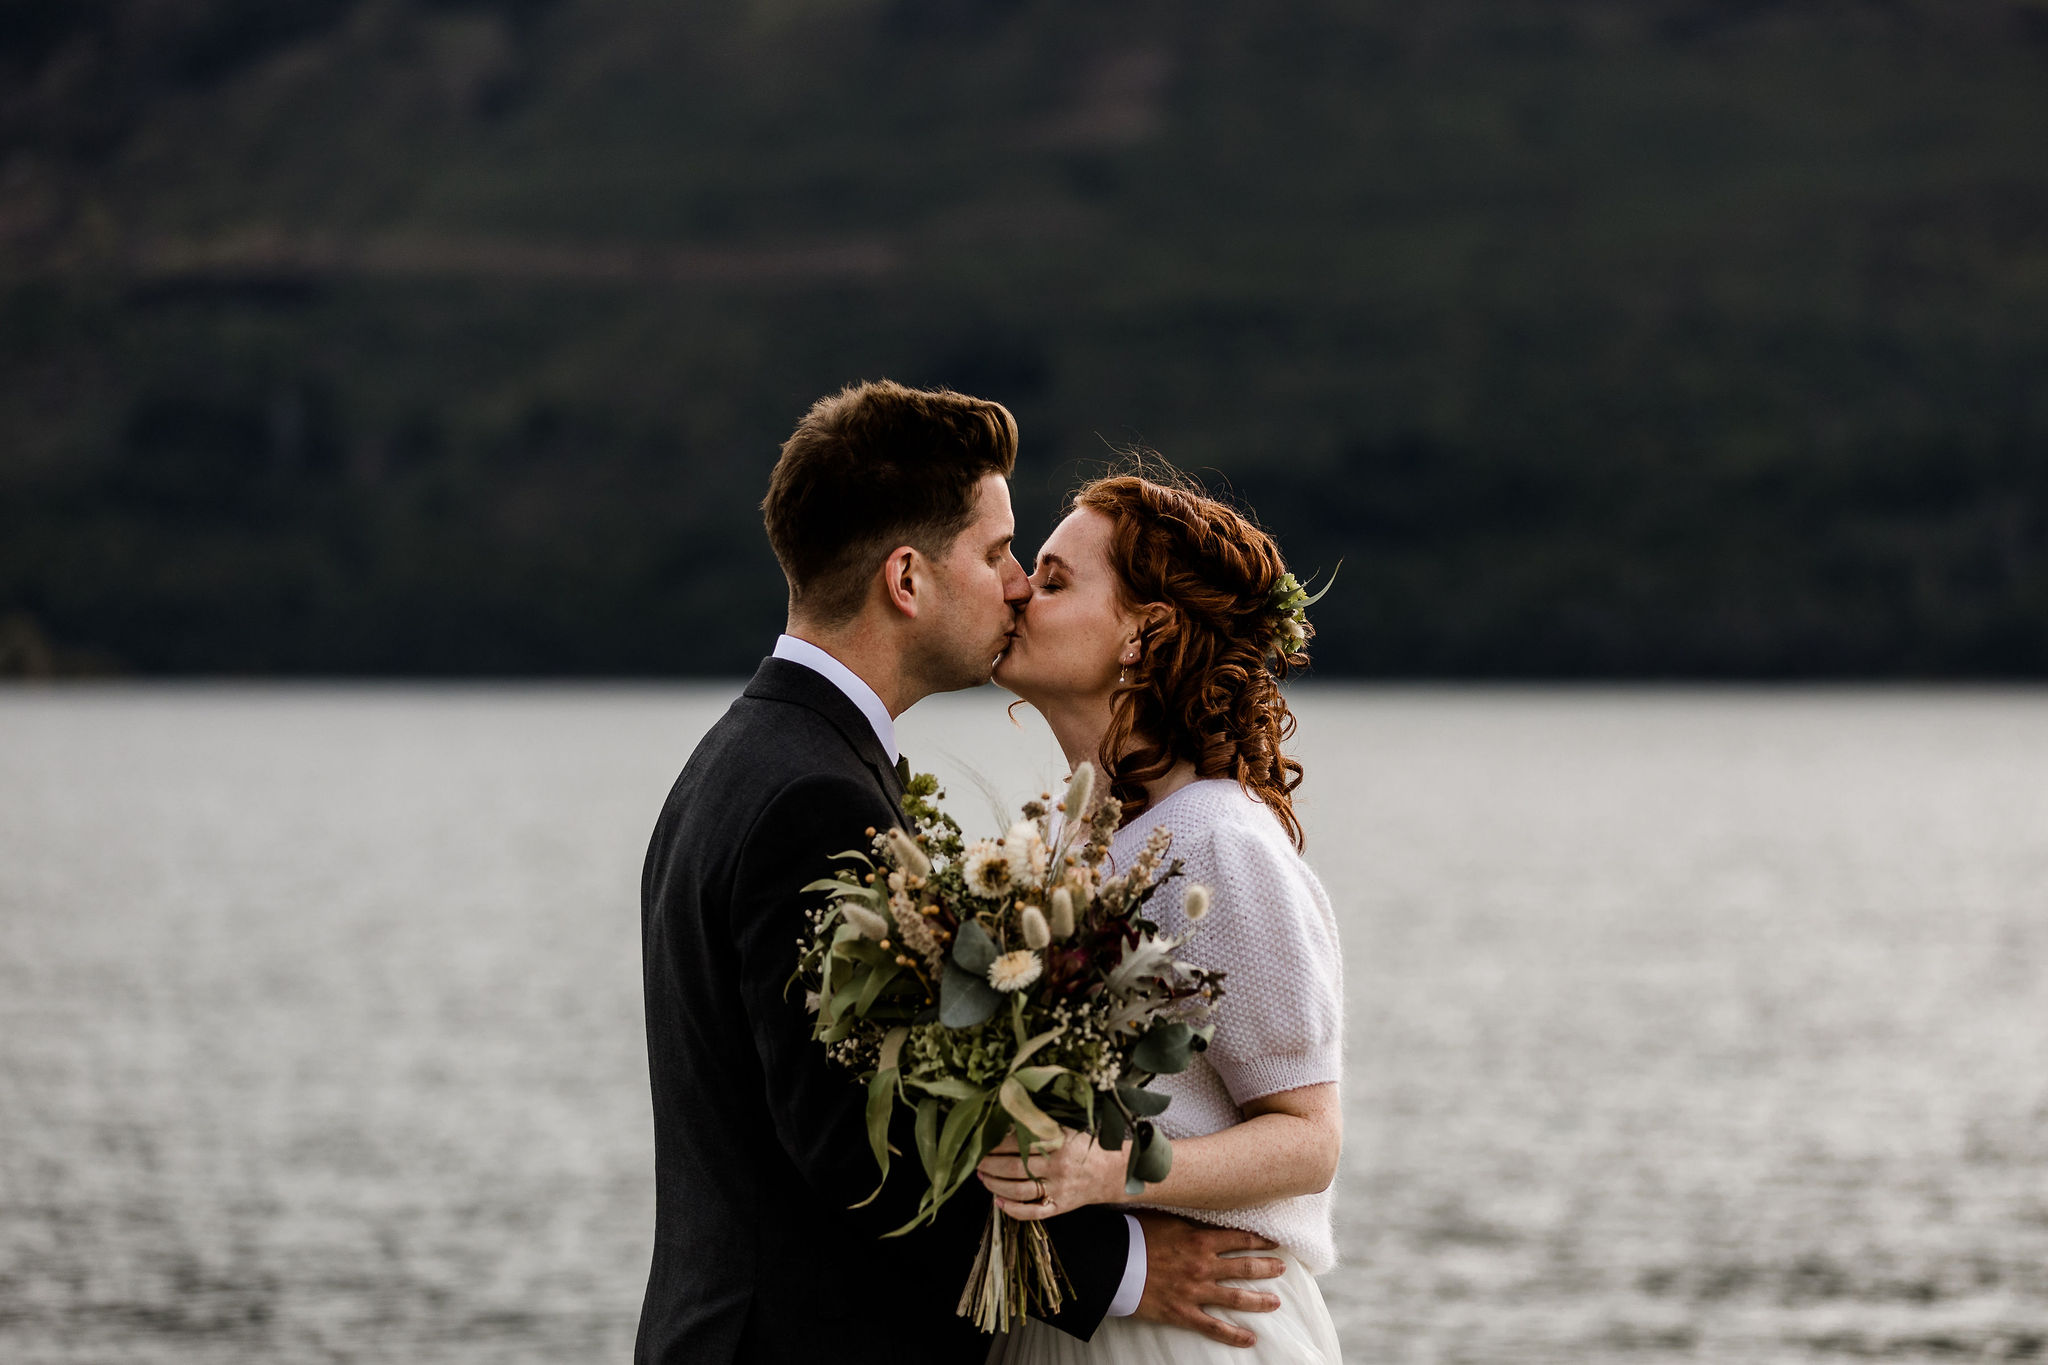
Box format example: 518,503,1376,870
4,0,2046,674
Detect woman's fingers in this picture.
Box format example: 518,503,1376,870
991,1194,1057,1223
977,1173,1044,1202
975,1151,1038,1180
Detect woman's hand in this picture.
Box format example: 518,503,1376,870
976,1129,1129,1221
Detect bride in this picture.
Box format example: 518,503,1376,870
982,471,1346,1364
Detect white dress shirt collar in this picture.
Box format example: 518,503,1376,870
772,634,899,765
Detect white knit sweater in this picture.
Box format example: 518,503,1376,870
1109,778,1344,1273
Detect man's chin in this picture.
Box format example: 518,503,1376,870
990,653,1028,696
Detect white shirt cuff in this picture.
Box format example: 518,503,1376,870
1107,1213,1146,1317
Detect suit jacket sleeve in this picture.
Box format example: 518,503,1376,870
729,770,1127,1337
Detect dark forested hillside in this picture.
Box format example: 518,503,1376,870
4,0,2047,675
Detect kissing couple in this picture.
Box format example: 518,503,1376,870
636,381,1345,1364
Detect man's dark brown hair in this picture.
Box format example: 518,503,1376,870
762,379,1019,625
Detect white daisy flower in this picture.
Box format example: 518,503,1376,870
987,950,1043,993
961,839,1012,897
1004,820,1049,885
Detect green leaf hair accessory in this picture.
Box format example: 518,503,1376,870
1266,561,1340,657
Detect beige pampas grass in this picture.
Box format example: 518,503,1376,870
1047,887,1075,940
841,903,890,940
885,826,931,879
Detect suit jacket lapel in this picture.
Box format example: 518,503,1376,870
744,657,905,814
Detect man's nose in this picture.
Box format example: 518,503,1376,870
1002,555,1031,605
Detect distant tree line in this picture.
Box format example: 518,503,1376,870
4,0,2045,676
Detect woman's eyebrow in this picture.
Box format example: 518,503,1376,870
1034,552,1073,576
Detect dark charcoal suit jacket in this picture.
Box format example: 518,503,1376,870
635,657,1129,1364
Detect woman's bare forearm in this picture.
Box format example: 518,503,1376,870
1127,1085,1340,1211
977,1083,1342,1220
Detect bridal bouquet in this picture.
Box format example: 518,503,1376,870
792,761,1224,1332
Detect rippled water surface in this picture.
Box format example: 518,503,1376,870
3,685,2046,1363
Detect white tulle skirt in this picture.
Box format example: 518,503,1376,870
986,1250,1341,1365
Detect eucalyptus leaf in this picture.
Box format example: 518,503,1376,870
1116,1083,1171,1118
1099,1101,1128,1152
1131,1120,1174,1184
940,959,1001,1027
952,918,999,974
1131,1020,1195,1074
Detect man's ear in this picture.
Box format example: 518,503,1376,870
881,544,922,619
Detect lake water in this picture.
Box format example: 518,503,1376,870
3,685,2045,1363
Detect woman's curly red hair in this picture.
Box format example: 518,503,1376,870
1075,471,1314,850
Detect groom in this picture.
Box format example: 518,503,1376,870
636,380,1286,1363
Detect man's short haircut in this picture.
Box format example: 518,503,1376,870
762,380,1019,625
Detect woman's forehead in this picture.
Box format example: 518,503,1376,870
1043,507,1112,562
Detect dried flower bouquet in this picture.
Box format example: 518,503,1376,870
792,762,1224,1332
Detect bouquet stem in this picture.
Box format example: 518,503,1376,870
958,1207,1072,1334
